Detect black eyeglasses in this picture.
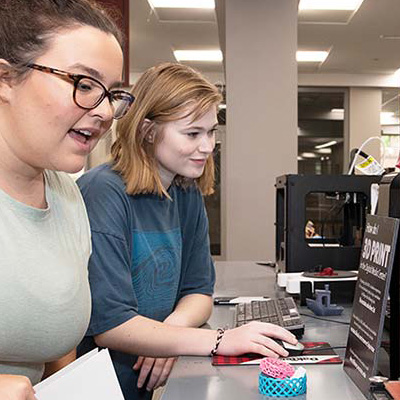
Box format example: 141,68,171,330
27,63,134,120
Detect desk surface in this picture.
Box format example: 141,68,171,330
160,261,365,400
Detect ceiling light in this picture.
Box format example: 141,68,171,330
331,108,344,113
380,112,397,125
296,51,329,62
315,141,337,149
148,0,215,9
174,50,223,62
298,0,364,11
380,35,400,40
218,104,226,109
316,148,332,154
301,152,318,158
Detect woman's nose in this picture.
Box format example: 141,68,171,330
199,135,216,153
89,96,114,122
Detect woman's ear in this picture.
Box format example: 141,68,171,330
0,59,16,103
141,118,155,143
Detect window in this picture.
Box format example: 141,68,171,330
381,88,400,170
298,88,347,175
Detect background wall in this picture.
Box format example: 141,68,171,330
348,88,382,164
224,0,298,261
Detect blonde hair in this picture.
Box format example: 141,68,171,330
111,62,222,197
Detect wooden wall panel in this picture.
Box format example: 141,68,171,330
95,0,130,86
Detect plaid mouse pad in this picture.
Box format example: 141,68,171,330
212,342,342,366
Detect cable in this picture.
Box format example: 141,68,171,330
347,136,386,175
299,312,350,325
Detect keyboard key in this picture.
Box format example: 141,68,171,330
233,298,304,337
251,301,261,319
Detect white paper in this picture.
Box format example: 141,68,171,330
34,349,124,400
229,296,269,304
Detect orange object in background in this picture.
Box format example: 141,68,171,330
385,381,400,400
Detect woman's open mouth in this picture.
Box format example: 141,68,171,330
68,129,92,144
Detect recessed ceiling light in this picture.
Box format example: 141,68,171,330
315,141,337,149
381,112,397,125
331,108,344,112
148,0,215,9
381,112,395,118
298,0,364,11
316,148,332,154
296,51,329,62
174,50,223,62
301,152,317,158
380,35,400,40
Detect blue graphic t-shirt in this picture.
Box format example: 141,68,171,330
131,229,182,320
77,163,215,400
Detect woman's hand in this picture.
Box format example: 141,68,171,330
0,375,37,400
131,293,209,391
217,321,298,358
133,356,177,391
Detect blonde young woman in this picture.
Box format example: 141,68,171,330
77,63,297,400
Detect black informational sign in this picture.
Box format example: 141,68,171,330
344,214,399,397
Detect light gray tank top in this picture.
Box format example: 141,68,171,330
0,170,91,384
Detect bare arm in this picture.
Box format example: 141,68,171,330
0,375,36,400
42,349,76,379
95,315,297,359
96,295,216,357
133,294,213,390
163,294,213,328
96,315,214,357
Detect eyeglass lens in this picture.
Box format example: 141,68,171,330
74,77,132,119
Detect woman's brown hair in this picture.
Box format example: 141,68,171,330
111,62,222,197
0,0,122,80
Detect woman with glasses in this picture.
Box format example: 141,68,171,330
77,63,298,400
0,1,133,399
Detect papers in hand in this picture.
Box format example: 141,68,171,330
34,349,124,400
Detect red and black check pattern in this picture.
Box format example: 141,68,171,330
212,342,342,366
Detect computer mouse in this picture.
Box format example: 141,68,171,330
276,340,305,357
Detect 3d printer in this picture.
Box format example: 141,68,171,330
275,174,382,273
